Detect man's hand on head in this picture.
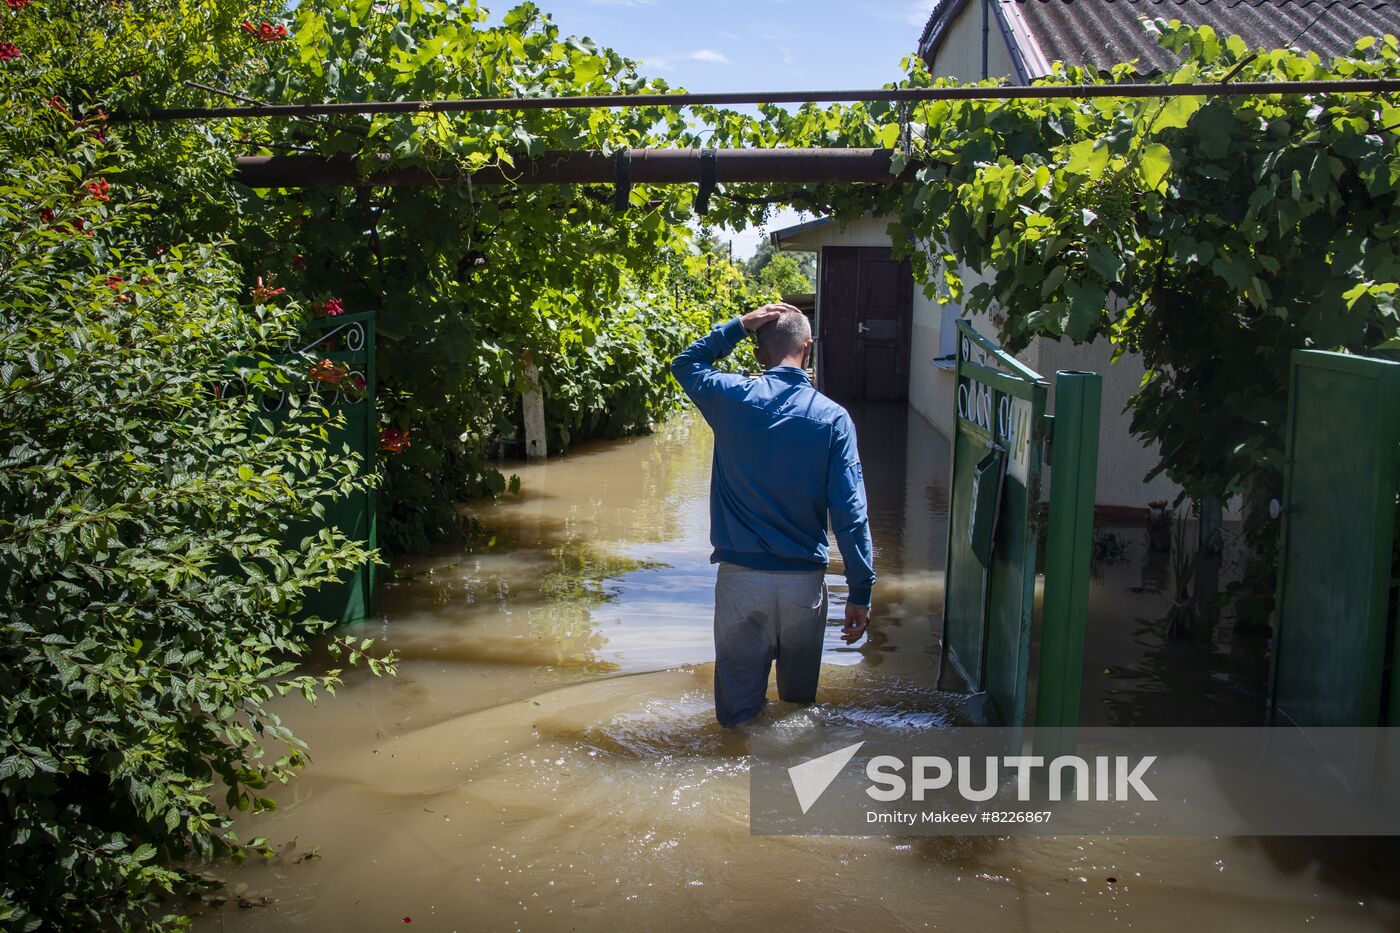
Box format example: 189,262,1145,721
840,603,870,645
740,304,790,332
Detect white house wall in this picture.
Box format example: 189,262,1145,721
925,0,1019,82
1038,339,1180,513
910,288,947,433
926,262,1043,434
921,264,1187,513
783,214,891,250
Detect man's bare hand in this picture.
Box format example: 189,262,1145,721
740,304,788,332
840,603,871,645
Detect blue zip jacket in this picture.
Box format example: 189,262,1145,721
670,316,876,606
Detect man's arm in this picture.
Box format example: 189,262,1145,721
828,414,876,644
670,306,785,405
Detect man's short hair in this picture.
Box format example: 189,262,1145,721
755,306,811,366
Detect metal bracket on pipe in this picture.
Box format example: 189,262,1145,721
613,149,631,214
695,148,717,216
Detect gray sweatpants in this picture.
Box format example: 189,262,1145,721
713,562,829,727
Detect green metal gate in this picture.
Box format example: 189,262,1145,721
1269,349,1400,727
938,321,1101,729
253,310,378,626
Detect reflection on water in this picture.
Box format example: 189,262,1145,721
193,406,1399,932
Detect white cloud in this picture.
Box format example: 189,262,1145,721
588,0,656,6
781,45,796,68
689,48,733,64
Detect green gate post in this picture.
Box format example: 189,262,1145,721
1034,371,1102,731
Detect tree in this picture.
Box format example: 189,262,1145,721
756,252,814,297
0,34,386,929
746,238,815,289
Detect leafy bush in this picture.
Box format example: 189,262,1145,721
0,67,385,931
539,248,754,449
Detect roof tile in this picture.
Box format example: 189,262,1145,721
924,0,1400,76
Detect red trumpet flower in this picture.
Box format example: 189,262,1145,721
308,359,348,385
379,428,411,454
251,276,285,302
242,20,288,41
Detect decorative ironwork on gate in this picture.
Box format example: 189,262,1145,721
226,311,378,626
296,310,377,626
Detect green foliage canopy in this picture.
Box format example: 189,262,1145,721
891,26,1400,510
0,2,756,918
0,44,389,933
745,238,816,290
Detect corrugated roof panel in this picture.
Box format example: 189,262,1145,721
1008,0,1400,74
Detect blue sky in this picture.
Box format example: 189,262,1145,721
530,0,934,89
495,0,939,256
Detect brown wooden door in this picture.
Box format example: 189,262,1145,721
818,246,913,401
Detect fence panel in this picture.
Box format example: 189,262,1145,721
1270,349,1400,726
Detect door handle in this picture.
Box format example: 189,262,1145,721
857,322,869,335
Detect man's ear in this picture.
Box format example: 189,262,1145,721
752,345,764,367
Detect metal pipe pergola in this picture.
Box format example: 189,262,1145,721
196,78,1400,189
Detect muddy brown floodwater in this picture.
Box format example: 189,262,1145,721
193,404,1399,932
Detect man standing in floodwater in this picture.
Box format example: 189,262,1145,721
671,303,876,727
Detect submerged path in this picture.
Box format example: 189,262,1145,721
193,406,1398,931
